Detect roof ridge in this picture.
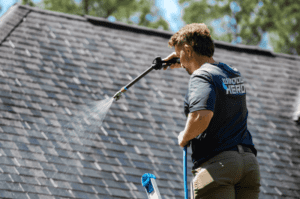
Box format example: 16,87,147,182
13,3,300,61
18,3,85,21
214,40,275,57
85,15,173,39
0,3,31,46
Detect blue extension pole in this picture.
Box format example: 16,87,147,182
183,146,188,199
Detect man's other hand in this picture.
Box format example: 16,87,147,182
178,131,190,148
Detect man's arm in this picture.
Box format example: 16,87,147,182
178,110,213,147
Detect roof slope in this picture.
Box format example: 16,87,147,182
0,3,299,199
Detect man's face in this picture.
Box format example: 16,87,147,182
175,44,192,75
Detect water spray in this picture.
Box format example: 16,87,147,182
96,56,189,198
113,56,180,101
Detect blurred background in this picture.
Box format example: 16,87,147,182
0,0,299,55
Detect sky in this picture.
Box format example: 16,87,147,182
0,0,185,32
0,0,271,50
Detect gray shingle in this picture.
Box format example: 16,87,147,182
16,167,46,178
53,180,72,189
47,187,74,198
21,183,50,195
71,190,100,199
0,191,14,198
6,182,24,192
28,193,56,199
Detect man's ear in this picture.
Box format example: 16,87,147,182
184,44,193,58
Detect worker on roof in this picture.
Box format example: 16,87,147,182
163,23,261,199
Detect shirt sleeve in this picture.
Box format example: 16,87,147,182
188,70,216,113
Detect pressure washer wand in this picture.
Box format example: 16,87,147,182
113,56,180,101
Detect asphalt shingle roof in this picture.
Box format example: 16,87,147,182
0,3,300,199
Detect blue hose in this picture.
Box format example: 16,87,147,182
183,146,188,199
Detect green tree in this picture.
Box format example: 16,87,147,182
41,0,82,15
22,0,169,31
180,0,300,55
21,0,35,6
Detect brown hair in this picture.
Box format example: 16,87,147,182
168,23,214,57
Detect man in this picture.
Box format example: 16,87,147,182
163,23,261,199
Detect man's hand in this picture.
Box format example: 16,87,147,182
178,131,190,148
162,52,181,70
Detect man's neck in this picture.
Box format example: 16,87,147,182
190,56,215,74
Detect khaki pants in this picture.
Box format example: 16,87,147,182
191,147,261,199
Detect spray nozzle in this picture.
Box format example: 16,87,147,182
152,56,180,70
113,87,127,101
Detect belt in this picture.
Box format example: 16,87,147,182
227,144,254,154
192,144,255,170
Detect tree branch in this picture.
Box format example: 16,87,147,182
84,0,89,15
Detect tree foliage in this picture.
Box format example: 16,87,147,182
42,0,82,15
21,0,169,31
21,0,35,7
180,0,300,55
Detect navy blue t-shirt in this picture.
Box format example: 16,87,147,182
184,62,257,168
